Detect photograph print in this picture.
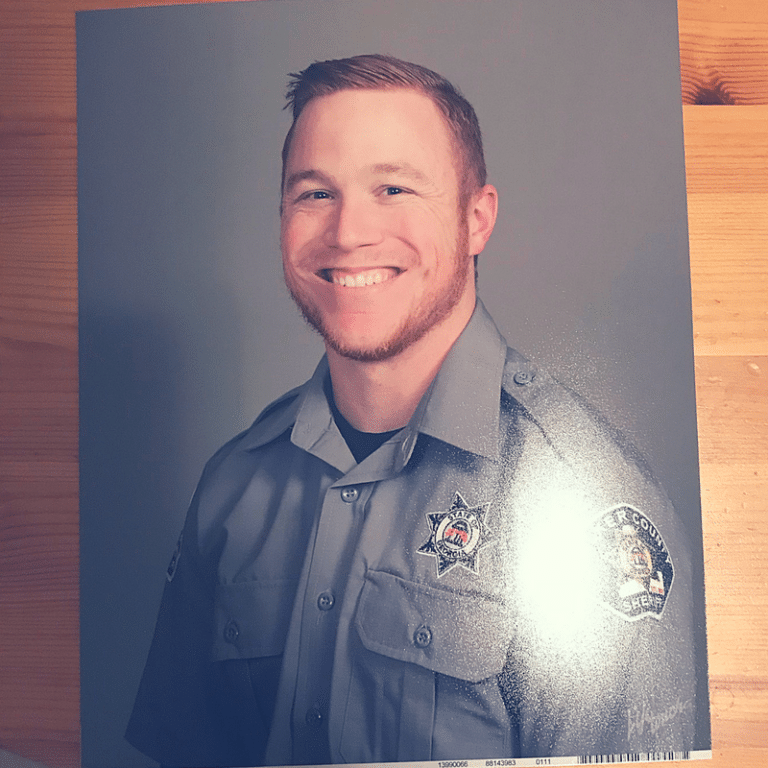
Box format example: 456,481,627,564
77,1,711,766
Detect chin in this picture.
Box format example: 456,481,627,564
323,311,454,363
323,329,407,363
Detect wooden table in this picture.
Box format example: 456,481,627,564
1,0,766,766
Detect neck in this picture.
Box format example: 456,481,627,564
327,295,476,433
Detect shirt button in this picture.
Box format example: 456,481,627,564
305,706,323,727
317,591,335,611
513,370,534,386
413,625,432,648
223,620,239,644
341,486,359,503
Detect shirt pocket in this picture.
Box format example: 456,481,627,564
209,580,298,765
355,569,510,678
339,569,514,762
211,578,297,661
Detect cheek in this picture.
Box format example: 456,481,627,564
408,220,460,269
282,215,323,260
395,210,454,249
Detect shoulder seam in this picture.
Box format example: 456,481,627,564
250,385,304,428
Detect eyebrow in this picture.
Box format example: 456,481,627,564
284,169,332,196
370,163,430,184
284,163,432,196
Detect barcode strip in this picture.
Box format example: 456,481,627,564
578,752,692,764
290,750,713,768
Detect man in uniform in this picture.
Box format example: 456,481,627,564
126,54,697,767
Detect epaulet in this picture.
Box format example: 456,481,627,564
501,348,661,489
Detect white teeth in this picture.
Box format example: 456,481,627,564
330,269,393,287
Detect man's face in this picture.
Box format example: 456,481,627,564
280,88,476,363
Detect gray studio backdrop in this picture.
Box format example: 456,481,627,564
77,1,709,765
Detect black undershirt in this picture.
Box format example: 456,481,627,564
329,395,401,463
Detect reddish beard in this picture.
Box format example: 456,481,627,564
285,223,472,363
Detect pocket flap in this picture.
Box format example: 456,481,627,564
212,579,297,661
355,570,510,683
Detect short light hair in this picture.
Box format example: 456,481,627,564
281,54,487,206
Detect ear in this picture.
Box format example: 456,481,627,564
466,184,498,256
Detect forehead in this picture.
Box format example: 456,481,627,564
286,88,458,181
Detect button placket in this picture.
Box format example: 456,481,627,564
291,481,369,760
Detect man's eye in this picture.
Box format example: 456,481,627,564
384,186,404,196
299,190,330,201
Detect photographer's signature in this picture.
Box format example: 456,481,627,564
627,698,693,741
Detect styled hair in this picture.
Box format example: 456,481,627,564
280,54,487,204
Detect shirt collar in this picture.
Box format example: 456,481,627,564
289,357,356,474
410,299,507,460
242,299,508,469
238,357,353,471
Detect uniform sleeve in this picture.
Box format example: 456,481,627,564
125,479,273,767
124,500,212,765
496,382,698,759
502,500,697,758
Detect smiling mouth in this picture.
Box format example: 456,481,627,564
320,267,401,287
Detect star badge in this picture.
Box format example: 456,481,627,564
418,492,494,577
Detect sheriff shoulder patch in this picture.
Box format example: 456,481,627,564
418,492,494,577
597,504,674,620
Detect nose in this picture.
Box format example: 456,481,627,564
323,195,383,252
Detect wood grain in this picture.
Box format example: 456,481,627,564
688,192,768,357
1,0,767,766
679,0,768,104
